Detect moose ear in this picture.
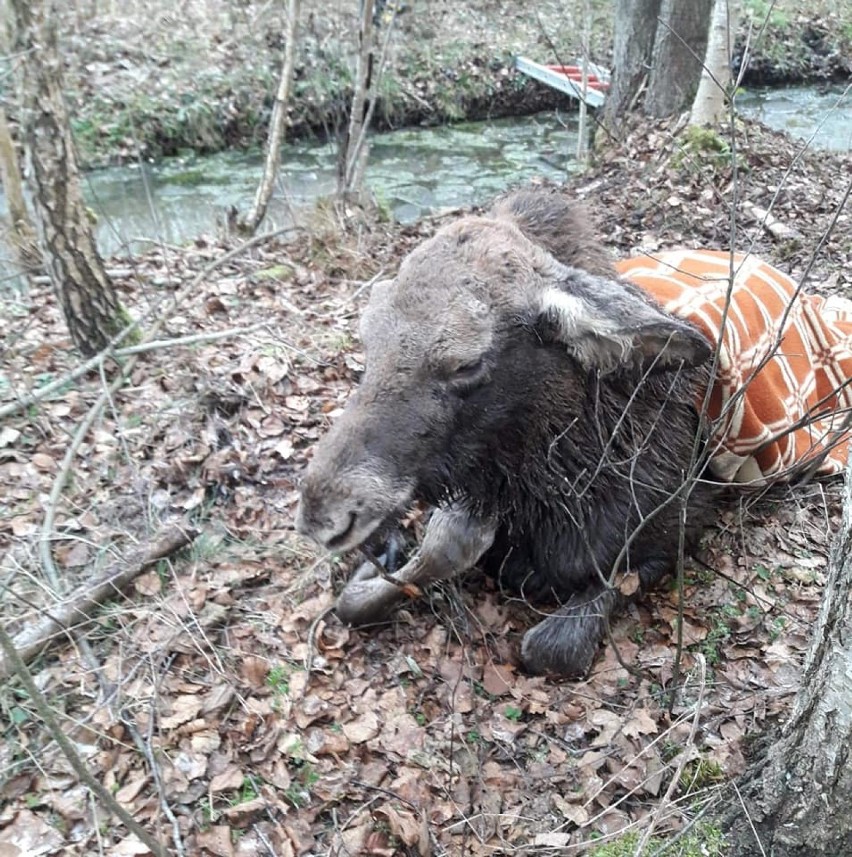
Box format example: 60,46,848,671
359,279,394,342
538,270,712,374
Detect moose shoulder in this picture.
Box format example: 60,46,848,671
296,189,852,677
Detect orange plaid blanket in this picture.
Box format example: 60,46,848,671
617,250,852,483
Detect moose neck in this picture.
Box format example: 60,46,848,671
425,345,703,532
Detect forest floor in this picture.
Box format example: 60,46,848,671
53,0,852,166
1,111,850,855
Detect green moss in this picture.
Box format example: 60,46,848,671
684,125,730,153
160,168,207,186
673,124,737,173
589,823,726,856
679,758,726,793
254,263,297,280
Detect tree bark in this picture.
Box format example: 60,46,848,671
602,0,662,127
9,0,128,357
0,105,41,274
690,0,740,126
644,0,714,118
603,0,713,130
238,0,301,235
728,460,852,855
337,0,376,202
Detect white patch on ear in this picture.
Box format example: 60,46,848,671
539,287,633,371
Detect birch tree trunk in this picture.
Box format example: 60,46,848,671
690,0,740,126
728,460,852,855
9,0,128,357
238,0,301,235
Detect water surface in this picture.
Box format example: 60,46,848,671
84,113,584,256
736,83,851,152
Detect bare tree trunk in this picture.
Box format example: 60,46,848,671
337,0,376,202
9,0,129,357
727,460,852,855
644,0,714,117
575,0,593,162
602,0,661,127
238,0,301,235
0,105,41,274
690,0,740,125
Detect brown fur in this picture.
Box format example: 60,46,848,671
297,188,714,676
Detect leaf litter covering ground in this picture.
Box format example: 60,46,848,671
0,119,850,856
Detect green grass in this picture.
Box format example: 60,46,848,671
744,0,792,29
589,823,726,856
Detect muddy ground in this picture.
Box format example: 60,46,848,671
1,105,850,855
53,0,852,166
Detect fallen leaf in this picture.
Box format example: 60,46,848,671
160,697,203,730
534,832,572,847
56,541,90,568
209,767,244,793
343,710,380,744
481,662,515,697
115,775,149,805
10,516,36,537
0,427,21,447
196,825,235,857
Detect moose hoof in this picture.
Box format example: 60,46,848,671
350,559,382,583
520,617,599,678
335,575,404,626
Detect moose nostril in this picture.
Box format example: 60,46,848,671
326,511,358,550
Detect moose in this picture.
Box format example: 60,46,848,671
296,188,852,676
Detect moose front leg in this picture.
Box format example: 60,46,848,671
520,586,624,677
336,506,497,626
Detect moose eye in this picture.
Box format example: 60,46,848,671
448,358,488,393
454,358,484,378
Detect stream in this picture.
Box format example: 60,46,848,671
3,83,851,267
82,112,583,256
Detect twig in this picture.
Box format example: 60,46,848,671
73,631,187,856
346,269,386,306
302,603,336,690
360,545,419,592
112,323,266,357
742,200,802,241
2,523,198,677
139,652,187,857
38,365,136,590
351,779,422,811
0,621,169,857
254,824,277,856
0,225,299,421
732,780,768,857
632,655,707,856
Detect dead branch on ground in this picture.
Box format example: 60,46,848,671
0,225,299,422
0,523,198,678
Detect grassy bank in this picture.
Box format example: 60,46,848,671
56,0,852,167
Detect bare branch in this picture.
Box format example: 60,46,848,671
1,523,198,677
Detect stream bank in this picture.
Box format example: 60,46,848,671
55,0,852,168
72,83,849,259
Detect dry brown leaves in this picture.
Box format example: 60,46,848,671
0,121,849,854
